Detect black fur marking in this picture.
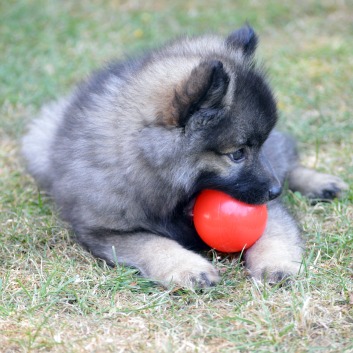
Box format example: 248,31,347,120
194,171,271,205
226,25,258,56
232,67,278,137
192,157,281,206
144,204,209,251
321,185,341,200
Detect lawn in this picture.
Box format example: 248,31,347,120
1,0,353,352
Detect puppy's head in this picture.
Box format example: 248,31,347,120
139,26,281,205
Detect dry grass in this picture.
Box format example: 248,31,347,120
1,0,353,352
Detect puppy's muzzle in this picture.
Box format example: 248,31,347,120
260,152,282,200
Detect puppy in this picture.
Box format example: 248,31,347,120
22,26,347,288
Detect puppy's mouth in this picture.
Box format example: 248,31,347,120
183,188,273,222
185,197,196,218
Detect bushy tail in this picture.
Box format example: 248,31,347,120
21,99,68,190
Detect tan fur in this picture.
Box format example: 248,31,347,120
245,202,304,283
101,234,220,288
135,236,219,288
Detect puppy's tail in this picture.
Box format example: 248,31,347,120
21,99,68,191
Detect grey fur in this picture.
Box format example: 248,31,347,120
22,26,347,288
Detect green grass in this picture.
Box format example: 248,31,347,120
1,0,353,352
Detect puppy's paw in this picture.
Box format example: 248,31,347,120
307,174,348,201
288,167,348,201
248,261,301,285
161,255,220,289
141,239,220,289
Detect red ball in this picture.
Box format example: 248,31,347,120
193,189,267,253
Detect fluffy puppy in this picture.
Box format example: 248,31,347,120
22,26,347,288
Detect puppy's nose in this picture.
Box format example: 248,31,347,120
269,185,282,200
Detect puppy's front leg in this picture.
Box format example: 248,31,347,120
244,201,304,284
288,165,348,201
76,229,219,288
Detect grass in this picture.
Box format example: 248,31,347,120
1,0,352,352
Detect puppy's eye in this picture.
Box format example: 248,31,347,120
229,148,246,163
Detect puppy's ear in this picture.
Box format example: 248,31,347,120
173,60,229,127
226,25,258,58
